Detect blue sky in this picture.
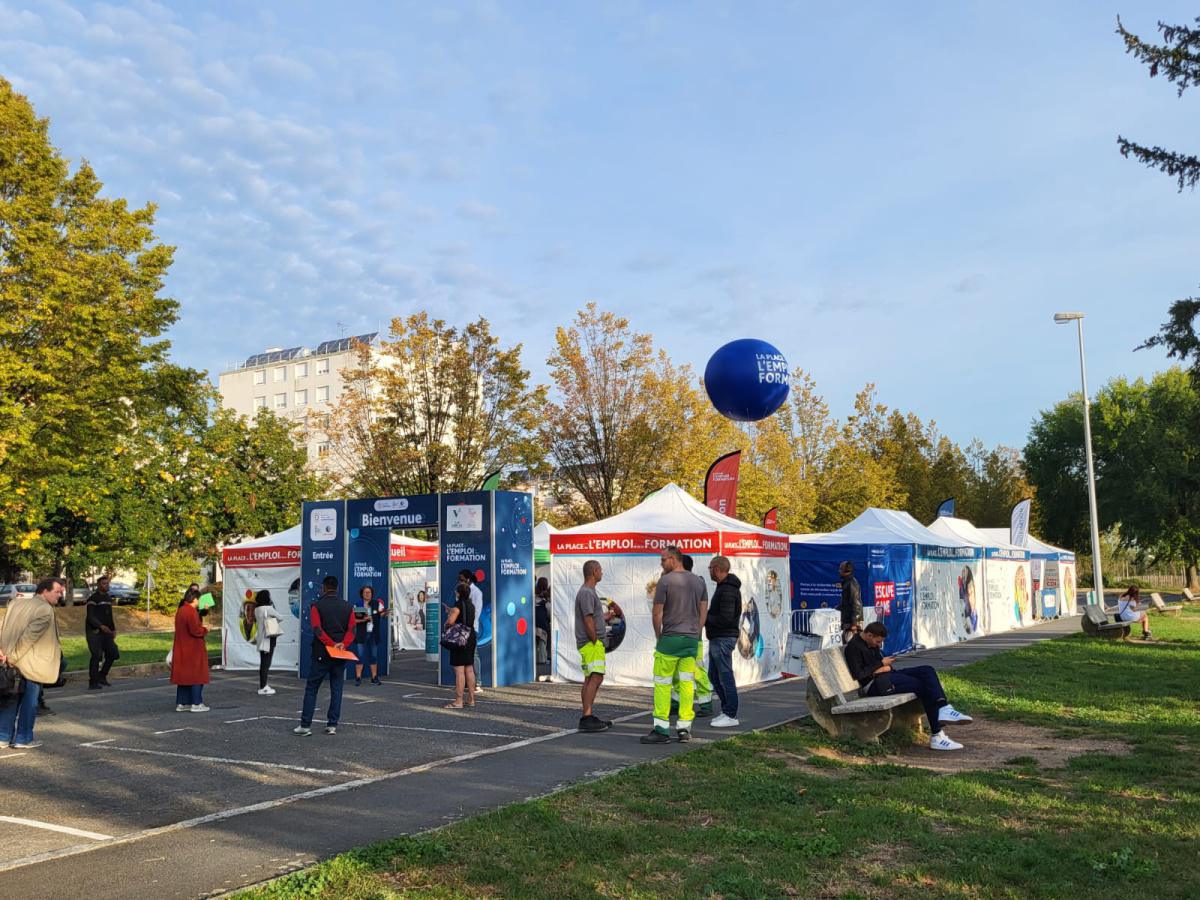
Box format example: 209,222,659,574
3,1,1197,449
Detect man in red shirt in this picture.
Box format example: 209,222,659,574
294,576,356,736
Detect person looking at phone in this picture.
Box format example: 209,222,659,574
843,621,972,751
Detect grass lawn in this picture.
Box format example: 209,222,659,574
61,630,222,671
238,610,1200,899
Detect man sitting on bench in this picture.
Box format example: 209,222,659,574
844,622,972,751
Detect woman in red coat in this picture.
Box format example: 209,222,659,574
172,588,210,712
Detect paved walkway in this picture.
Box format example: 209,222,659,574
0,617,1080,899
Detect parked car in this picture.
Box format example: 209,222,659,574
0,583,37,607
108,582,142,605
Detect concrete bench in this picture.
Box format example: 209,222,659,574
1080,605,1130,639
1149,593,1183,616
803,646,925,742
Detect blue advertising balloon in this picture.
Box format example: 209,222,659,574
704,338,790,422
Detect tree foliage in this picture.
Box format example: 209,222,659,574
1025,368,1200,586
0,79,322,578
1117,15,1200,190
330,314,546,497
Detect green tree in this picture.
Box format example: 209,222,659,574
331,314,546,497
1023,396,1092,550
1093,368,1200,588
1117,15,1200,190
0,77,204,577
1118,17,1200,371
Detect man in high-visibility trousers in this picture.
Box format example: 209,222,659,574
670,555,714,718
642,545,708,744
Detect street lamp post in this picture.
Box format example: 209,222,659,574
1054,311,1104,607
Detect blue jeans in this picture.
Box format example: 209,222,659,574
0,679,41,745
301,656,346,727
868,665,947,733
354,639,377,668
175,684,204,706
707,636,739,718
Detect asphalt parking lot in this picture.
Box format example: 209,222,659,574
0,652,654,868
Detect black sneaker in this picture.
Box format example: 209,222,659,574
99,678,112,687
579,716,611,733
88,683,102,691
39,704,55,716
676,729,691,743
695,704,713,718
640,730,672,744
371,677,382,686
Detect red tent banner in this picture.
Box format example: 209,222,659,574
704,451,741,519
762,507,779,531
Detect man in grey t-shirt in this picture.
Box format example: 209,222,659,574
575,559,620,733
642,545,708,745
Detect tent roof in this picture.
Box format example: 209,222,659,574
557,483,781,537
533,521,558,550
978,528,1075,558
928,516,1025,550
792,508,962,547
226,524,302,550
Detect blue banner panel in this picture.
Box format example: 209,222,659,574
439,491,494,687
299,500,346,679
790,544,869,613
345,495,439,531
867,544,915,656
493,491,534,685
346,524,391,677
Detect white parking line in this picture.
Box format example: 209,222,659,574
78,744,358,776
0,816,111,841
153,728,187,736
78,738,116,747
231,715,520,739
0,753,27,761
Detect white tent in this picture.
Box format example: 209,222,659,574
790,509,974,653
533,520,557,582
221,525,303,672
979,529,1078,617
928,517,1032,634
550,483,790,687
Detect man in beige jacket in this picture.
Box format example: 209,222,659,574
0,578,64,749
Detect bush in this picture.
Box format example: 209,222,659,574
144,550,202,614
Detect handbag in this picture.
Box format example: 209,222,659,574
440,622,471,650
0,664,22,707
264,616,282,638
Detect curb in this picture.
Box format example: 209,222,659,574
59,654,223,684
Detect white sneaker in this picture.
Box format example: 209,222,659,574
175,704,190,712
189,704,210,713
939,705,973,723
710,714,740,728
930,730,963,751
258,686,276,695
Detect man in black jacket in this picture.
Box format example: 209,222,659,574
843,622,972,751
85,576,120,689
295,576,356,737
839,562,863,645
705,555,742,728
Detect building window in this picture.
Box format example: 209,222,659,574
274,393,286,409
316,358,330,375
317,441,331,458
316,385,330,403
294,390,307,406
253,369,266,385
254,396,267,409
295,362,308,378
273,366,286,382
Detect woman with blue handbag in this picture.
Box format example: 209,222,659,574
442,582,476,709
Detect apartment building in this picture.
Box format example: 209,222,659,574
217,333,378,466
